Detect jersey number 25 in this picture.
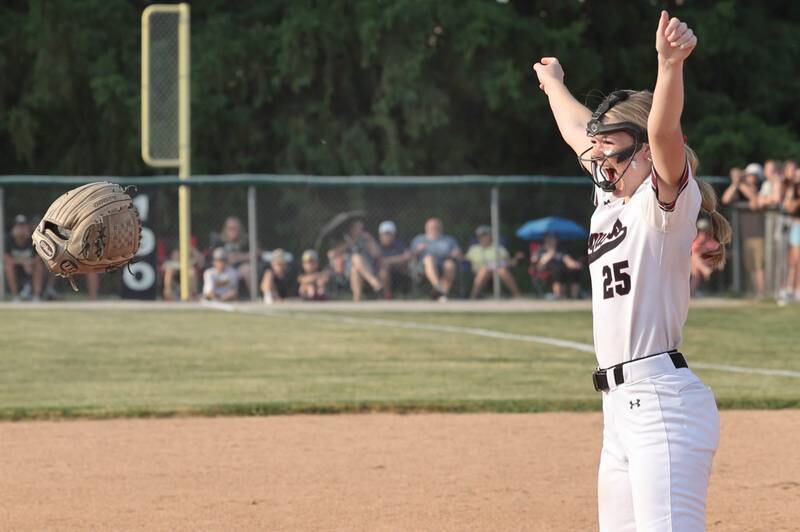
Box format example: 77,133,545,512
602,260,631,299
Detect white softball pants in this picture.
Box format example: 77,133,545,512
598,366,720,532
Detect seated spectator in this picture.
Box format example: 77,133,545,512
326,247,351,298
329,219,383,302
298,249,329,301
722,164,765,297
691,218,721,296
162,236,204,300
209,216,255,293
529,233,582,299
202,248,239,301
466,225,522,299
376,220,412,300
4,215,43,302
260,248,295,304
411,217,463,301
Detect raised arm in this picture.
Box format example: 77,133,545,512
648,11,697,203
533,58,593,160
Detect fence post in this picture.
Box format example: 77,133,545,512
730,208,741,294
0,187,4,300
490,186,501,299
247,185,258,302
764,211,775,297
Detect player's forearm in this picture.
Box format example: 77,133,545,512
648,58,687,186
544,82,592,152
650,60,685,135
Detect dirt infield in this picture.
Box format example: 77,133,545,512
1,411,797,531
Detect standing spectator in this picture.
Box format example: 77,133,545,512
328,219,383,302
202,248,239,301
759,159,784,208
529,233,582,299
376,220,412,299
298,249,329,300
209,216,255,294
783,159,797,185
722,164,765,297
410,217,463,301
4,215,43,302
465,225,522,298
260,248,294,304
691,218,721,296
782,166,800,300
721,166,759,208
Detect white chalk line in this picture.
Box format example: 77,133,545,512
204,302,800,379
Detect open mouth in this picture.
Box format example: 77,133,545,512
602,166,618,182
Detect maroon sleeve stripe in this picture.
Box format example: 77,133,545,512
651,161,690,212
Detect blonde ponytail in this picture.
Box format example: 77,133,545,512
697,179,732,269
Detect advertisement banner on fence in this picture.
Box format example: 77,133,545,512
121,188,158,300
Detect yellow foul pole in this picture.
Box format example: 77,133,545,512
178,3,191,301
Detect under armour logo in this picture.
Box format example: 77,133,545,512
603,200,611,205
629,399,641,409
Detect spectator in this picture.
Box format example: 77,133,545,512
326,247,351,299
722,164,765,297
209,216,255,293
260,248,294,304
328,219,383,301
162,236,204,300
759,159,784,209
410,217,463,301
202,248,239,301
4,215,43,302
782,166,800,300
298,249,329,300
691,218,721,296
721,166,759,208
465,225,522,298
529,233,582,299
783,159,797,185
376,220,412,300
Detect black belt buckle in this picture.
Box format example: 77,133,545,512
592,369,607,392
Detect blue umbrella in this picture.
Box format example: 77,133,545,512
516,216,588,241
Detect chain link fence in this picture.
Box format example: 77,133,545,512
1,175,744,302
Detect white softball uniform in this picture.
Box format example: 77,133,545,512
589,166,720,532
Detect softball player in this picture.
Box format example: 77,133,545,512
534,11,732,531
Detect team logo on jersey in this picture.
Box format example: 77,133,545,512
587,218,628,265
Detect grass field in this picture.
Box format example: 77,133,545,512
0,302,798,419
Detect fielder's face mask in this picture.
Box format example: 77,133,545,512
578,90,649,192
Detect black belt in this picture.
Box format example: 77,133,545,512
592,350,687,392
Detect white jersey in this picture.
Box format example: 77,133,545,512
588,165,700,369
202,266,239,299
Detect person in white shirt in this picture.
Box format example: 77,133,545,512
202,248,239,302
534,11,732,532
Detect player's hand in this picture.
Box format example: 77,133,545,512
656,11,697,65
532,57,565,93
